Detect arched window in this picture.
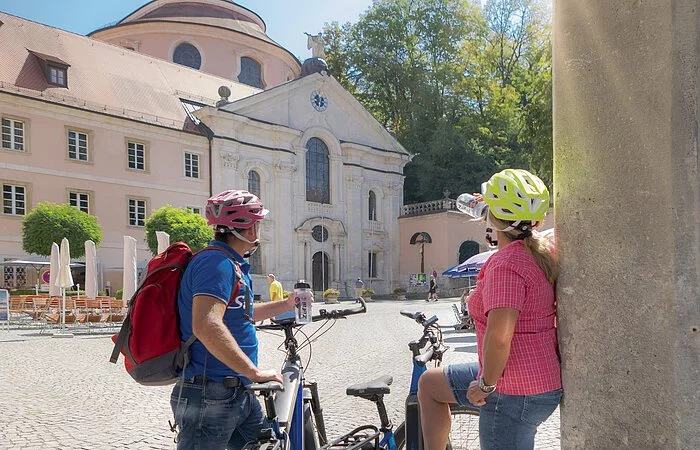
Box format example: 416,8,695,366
173,43,201,69
458,240,480,264
248,170,261,198
239,57,264,88
305,137,330,204
368,191,377,221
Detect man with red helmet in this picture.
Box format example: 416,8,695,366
171,190,302,449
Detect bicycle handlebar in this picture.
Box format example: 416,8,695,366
257,298,367,331
414,345,435,367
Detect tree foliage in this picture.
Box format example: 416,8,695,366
322,0,552,202
144,206,212,255
22,202,103,258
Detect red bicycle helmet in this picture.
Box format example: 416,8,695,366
205,190,268,230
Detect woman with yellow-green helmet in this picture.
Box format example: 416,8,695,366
417,169,560,450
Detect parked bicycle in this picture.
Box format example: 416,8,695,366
244,303,479,450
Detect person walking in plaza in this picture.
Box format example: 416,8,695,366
267,273,283,302
417,169,560,450
427,274,438,302
171,190,306,449
354,277,364,303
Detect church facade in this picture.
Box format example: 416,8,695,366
0,0,409,296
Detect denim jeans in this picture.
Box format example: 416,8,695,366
445,362,561,450
170,377,264,450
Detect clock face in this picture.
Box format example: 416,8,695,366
310,90,328,112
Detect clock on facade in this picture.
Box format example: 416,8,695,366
310,90,328,112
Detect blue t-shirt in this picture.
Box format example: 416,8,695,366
178,240,257,382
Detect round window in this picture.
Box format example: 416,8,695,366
312,225,328,243
173,43,202,70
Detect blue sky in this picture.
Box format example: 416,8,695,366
0,0,372,59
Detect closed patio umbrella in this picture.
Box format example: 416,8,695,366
56,238,74,330
156,231,170,254
49,242,61,297
85,240,98,299
122,236,137,308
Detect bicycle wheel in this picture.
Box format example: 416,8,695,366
448,408,480,450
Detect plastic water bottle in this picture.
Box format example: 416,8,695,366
293,280,313,324
456,193,488,220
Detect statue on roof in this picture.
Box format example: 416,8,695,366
304,32,326,59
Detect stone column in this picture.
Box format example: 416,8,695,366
553,1,699,448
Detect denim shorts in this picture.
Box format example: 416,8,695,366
445,362,561,450
171,377,264,450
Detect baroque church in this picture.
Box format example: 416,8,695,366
0,0,410,296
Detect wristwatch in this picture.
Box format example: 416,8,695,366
478,376,497,395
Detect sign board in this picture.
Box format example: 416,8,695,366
409,273,427,287
0,289,9,329
41,269,51,284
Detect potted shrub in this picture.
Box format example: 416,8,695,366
362,288,375,301
392,287,407,301
323,288,340,304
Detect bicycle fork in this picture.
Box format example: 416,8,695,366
305,380,328,446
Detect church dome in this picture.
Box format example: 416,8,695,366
90,0,301,88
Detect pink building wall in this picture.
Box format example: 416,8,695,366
0,96,210,291
93,25,300,88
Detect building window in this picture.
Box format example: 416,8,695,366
127,141,146,170
248,170,261,197
69,191,90,214
368,252,378,279
2,118,24,151
305,137,330,204
239,57,264,89
186,206,202,215
312,225,328,243
67,130,88,161
173,43,201,70
368,191,377,221
3,184,26,215
184,152,200,179
128,198,147,227
49,65,67,87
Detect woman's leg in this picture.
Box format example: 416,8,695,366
417,368,455,450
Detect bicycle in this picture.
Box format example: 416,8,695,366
243,299,368,450
245,303,480,450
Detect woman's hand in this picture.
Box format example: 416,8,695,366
467,380,489,407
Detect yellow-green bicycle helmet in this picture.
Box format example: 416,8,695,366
483,169,550,222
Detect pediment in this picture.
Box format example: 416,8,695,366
220,73,409,155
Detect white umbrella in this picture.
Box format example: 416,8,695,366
85,240,98,299
156,231,170,254
55,238,74,329
49,243,61,297
122,236,138,308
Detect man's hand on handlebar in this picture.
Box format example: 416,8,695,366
250,368,283,384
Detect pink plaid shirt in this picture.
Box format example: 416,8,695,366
468,240,561,395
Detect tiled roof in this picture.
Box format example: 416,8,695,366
0,12,260,131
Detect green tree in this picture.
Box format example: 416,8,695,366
22,202,103,258
144,206,212,255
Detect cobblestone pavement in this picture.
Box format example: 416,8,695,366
0,298,559,449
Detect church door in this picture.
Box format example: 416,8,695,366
312,251,329,292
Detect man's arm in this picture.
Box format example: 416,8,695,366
253,295,295,321
192,295,281,383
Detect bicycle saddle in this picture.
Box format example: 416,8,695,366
346,375,393,397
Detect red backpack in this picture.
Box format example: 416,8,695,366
109,242,243,386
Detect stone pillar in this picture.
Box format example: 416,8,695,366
553,1,699,448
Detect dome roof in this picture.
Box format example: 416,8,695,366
90,1,276,48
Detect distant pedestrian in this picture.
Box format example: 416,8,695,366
354,278,364,303
427,275,438,302
267,273,283,302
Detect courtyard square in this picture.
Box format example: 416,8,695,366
0,298,559,449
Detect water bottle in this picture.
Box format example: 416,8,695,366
456,193,489,219
293,280,313,324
